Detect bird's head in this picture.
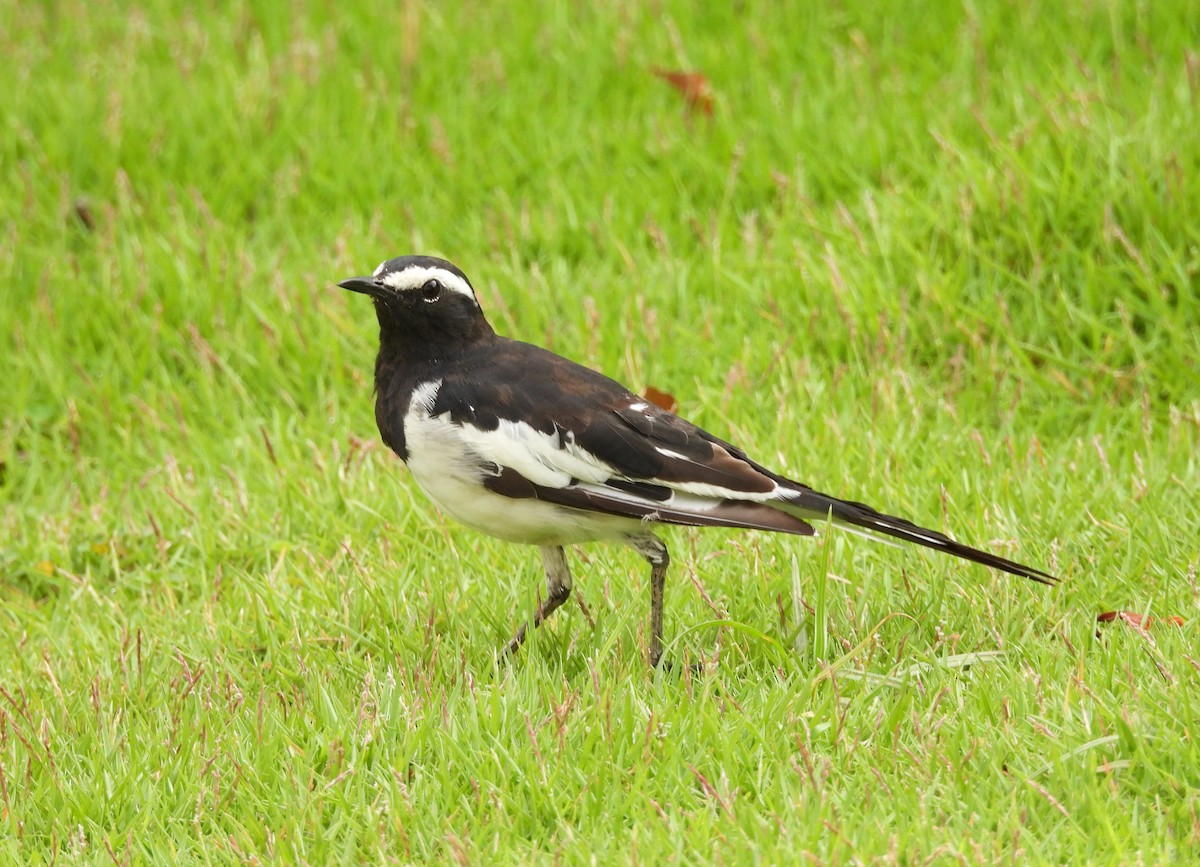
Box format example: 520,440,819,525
339,255,493,345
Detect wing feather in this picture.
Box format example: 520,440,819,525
426,338,1055,585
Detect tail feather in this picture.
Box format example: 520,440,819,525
779,488,1058,586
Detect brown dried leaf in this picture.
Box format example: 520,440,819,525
72,198,96,231
650,68,714,117
1096,611,1185,630
642,386,678,414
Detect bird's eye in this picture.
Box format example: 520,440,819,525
421,279,441,302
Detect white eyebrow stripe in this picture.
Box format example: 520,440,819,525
379,266,476,301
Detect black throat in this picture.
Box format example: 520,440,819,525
371,303,496,462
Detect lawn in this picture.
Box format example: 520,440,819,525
2,0,1198,862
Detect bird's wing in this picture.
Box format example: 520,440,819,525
428,340,815,536
432,339,1056,584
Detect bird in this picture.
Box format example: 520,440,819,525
340,255,1057,667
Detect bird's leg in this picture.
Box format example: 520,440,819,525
627,534,670,668
502,545,573,658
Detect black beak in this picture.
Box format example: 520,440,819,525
338,276,383,296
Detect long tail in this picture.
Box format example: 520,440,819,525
779,488,1058,586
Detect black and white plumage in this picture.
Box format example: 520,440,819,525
341,255,1056,667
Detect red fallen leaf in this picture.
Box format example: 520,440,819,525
1096,611,1185,630
651,68,714,117
642,386,678,414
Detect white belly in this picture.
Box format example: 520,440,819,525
403,382,638,546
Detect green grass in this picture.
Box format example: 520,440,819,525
3,0,1199,862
